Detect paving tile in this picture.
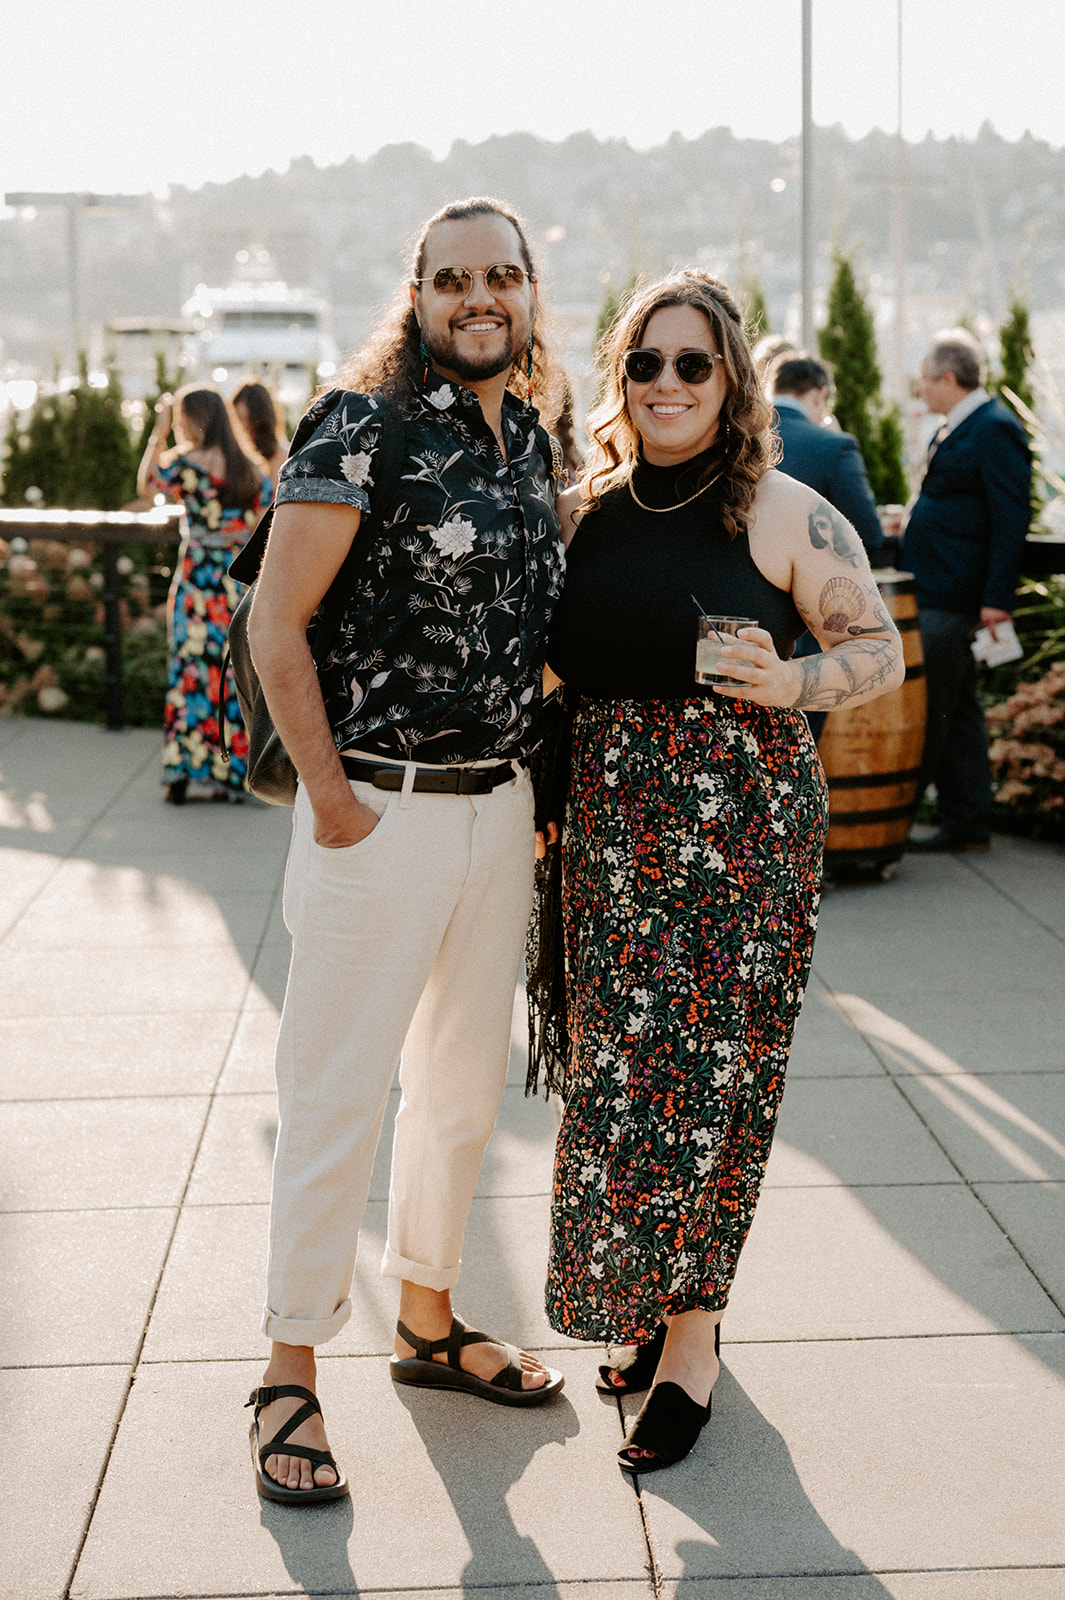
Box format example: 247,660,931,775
664,1574,1065,1599
71,1351,647,1599
186,1079,558,1208
811,868,1064,992
0,1364,128,1600
727,1184,1063,1342
766,1078,958,1187
891,1070,1065,1183
785,979,886,1079
144,1193,583,1363
968,833,1065,939
0,1096,207,1211
638,1334,1065,1580
0,942,257,1016
822,985,1065,1076
0,1010,239,1099
215,1007,283,1094
974,1180,1065,1309
12,859,277,949
0,1208,175,1365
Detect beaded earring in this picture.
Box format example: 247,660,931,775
527,336,534,403
419,337,431,385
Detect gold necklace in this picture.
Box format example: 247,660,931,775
628,468,722,515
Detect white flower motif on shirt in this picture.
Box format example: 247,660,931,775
430,515,477,559
340,451,372,487
427,385,455,410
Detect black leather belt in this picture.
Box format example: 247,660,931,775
340,754,515,794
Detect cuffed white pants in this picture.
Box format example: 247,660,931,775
261,763,535,1347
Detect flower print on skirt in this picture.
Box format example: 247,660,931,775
546,695,828,1343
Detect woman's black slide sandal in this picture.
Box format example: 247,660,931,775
390,1315,564,1407
617,1381,712,1476
246,1384,349,1505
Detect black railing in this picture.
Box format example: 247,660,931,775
2,510,1063,731
0,507,184,730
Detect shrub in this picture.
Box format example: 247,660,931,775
986,661,1065,833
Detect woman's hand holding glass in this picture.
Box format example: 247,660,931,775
710,626,802,708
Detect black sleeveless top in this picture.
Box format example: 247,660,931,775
547,451,804,700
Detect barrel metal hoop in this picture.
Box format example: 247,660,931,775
827,766,923,790
827,803,917,826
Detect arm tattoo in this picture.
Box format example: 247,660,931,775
808,501,864,568
791,637,899,710
847,599,894,637
817,582,894,638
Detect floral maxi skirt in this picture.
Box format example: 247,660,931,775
545,697,828,1343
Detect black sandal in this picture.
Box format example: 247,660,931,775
390,1315,564,1408
596,1321,667,1395
617,1382,712,1476
246,1384,349,1505
598,1318,721,1397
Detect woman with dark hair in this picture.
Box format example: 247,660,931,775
542,271,904,1474
232,380,289,486
139,383,269,802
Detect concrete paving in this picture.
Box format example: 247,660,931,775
1,712,1063,1600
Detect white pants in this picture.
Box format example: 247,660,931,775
261,765,535,1346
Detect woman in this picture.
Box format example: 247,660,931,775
232,379,289,486
543,272,903,1475
138,384,269,802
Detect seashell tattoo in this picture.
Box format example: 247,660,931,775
819,576,866,633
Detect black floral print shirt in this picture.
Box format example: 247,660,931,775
275,373,564,763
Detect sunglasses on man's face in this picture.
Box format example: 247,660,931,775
622,349,723,385
414,264,529,299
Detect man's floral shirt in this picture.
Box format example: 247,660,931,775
275,373,564,763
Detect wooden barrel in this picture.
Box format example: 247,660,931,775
819,570,927,872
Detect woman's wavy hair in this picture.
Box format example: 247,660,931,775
174,384,260,509
232,380,282,462
583,270,778,538
336,196,562,423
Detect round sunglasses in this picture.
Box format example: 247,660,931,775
623,349,723,385
414,264,529,299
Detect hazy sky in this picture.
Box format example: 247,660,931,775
3,0,1063,198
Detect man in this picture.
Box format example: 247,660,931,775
244,198,565,1505
772,354,884,560
903,328,1031,852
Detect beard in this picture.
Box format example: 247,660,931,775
422,316,527,384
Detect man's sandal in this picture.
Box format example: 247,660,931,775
245,1384,349,1505
390,1315,564,1407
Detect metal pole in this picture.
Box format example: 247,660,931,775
889,0,906,401
66,200,81,362
101,545,125,730
801,0,814,350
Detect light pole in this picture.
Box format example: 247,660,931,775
800,0,814,350
889,0,907,401
4,191,141,366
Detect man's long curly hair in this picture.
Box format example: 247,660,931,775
337,197,561,422
583,271,778,538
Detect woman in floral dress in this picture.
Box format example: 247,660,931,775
543,273,904,1474
139,385,269,802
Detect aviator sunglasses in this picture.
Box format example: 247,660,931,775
623,348,723,385
414,264,530,299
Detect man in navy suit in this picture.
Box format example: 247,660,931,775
772,356,884,559
902,329,1031,852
